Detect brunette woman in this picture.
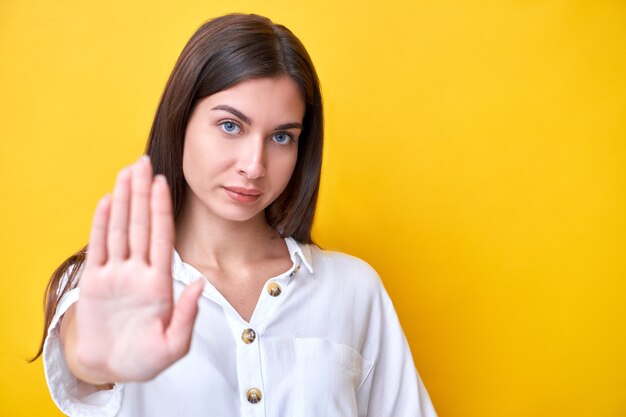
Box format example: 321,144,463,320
35,13,437,417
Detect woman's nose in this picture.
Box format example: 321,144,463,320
237,137,266,179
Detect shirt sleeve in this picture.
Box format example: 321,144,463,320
43,285,124,417
357,278,438,417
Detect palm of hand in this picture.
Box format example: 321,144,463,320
74,157,204,383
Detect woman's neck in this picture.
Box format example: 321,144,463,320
173,205,285,271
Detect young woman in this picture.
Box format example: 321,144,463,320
35,13,437,417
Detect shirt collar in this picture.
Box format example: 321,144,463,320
284,236,314,274
171,236,314,280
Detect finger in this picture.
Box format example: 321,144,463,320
149,174,174,272
107,167,131,260
85,194,111,268
165,279,205,359
129,156,153,261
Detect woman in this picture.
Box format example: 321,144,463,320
35,13,437,417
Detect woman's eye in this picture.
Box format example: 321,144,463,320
272,132,292,144
219,121,241,134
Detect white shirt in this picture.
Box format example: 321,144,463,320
44,237,437,417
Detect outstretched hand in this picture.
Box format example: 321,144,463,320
72,156,204,383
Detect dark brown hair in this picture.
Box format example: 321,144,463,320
31,13,323,361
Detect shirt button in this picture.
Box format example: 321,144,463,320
267,282,282,297
246,388,262,403
241,328,256,344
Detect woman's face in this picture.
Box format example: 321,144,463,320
181,76,305,224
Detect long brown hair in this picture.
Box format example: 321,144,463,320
31,13,324,362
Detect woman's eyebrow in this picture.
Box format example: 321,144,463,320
275,122,303,130
211,104,303,130
211,105,251,124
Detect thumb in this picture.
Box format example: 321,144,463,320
165,279,205,359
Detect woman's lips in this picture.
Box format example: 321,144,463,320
223,186,262,203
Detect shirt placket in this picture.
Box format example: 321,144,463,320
224,260,302,417
222,311,263,417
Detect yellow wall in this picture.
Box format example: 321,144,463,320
1,1,624,416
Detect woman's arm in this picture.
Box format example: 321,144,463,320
357,271,438,417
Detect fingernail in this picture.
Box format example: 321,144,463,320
141,155,151,163
99,194,111,208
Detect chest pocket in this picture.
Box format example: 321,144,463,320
291,337,373,416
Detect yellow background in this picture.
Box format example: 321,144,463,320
1,1,625,416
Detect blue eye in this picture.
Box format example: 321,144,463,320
220,121,241,134
272,132,292,144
